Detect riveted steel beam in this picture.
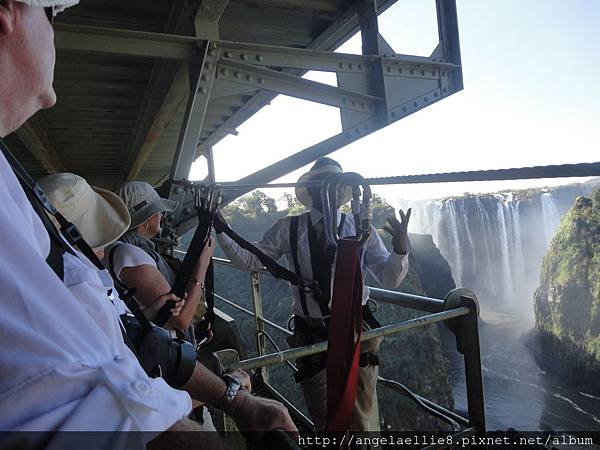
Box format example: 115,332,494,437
54,23,196,60
216,40,457,73
217,60,380,113
168,44,218,220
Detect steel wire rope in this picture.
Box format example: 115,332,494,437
214,161,600,190
378,376,462,431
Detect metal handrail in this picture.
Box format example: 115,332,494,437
181,254,484,431
227,307,469,372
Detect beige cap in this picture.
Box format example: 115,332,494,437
39,173,131,249
118,181,178,229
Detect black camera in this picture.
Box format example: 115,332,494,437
120,314,196,388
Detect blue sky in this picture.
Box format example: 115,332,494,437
190,0,600,203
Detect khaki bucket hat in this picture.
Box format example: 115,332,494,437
118,181,178,229
295,157,352,208
39,173,131,249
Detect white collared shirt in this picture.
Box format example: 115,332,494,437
0,153,191,441
218,209,409,318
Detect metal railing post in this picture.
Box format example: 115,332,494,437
250,271,268,383
444,288,486,432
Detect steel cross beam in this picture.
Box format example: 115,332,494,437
217,59,380,113
53,23,196,60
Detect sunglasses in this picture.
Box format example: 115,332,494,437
44,6,54,23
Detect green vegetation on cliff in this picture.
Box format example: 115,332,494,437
534,189,600,380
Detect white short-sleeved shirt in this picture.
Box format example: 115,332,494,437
0,152,191,442
106,242,157,279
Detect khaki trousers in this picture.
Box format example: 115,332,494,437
299,337,382,432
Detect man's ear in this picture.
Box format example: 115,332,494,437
0,1,16,37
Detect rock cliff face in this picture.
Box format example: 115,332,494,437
402,182,597,311
532,190,600,383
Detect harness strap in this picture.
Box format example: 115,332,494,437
289,215,309,317
217,219,316,295
325,238,364,432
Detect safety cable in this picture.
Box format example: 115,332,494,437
378,376,462,431
215,161,600,190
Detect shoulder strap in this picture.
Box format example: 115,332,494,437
108,243,122,282
0,137,153,333
289,214,309,317
306,215,332,317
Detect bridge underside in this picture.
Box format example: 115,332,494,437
4,0,462,232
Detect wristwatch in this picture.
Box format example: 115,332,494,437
213,374,242,413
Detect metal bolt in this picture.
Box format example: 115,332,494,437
240,53,248,61
443,87,447,93
199,87,207,94
434,92,439,98
432,71,437,76
442,71,446,77
358,64,363,70
223,51,231,58
201,74,208,82
342,98,347,104
348,63,354,70
246,74,253,82
234,71,242,79
413,101,418,107
391,111,397,118
208,50,216,57
257,77,265,84
339,62,344,69
410,69,414,75
361,103,366,109
398,68,403,74
351,100,357,107
424,96,428,102
421,70,425,76
256,55,263,62
221,68,228,76
206,63,213,70
402,106,407,112
386,66,391,72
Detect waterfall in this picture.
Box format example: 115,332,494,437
401,183,595,310
540,192,561,247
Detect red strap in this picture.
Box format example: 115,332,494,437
325,238,363,432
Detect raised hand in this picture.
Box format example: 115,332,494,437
383,208,411,255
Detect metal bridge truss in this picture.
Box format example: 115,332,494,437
53,0,462,232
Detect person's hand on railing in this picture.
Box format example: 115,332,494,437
228,368,252,391
384,208,411,255
226,390,298,438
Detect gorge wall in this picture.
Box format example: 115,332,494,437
532,189,600,385
401,181,597,313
